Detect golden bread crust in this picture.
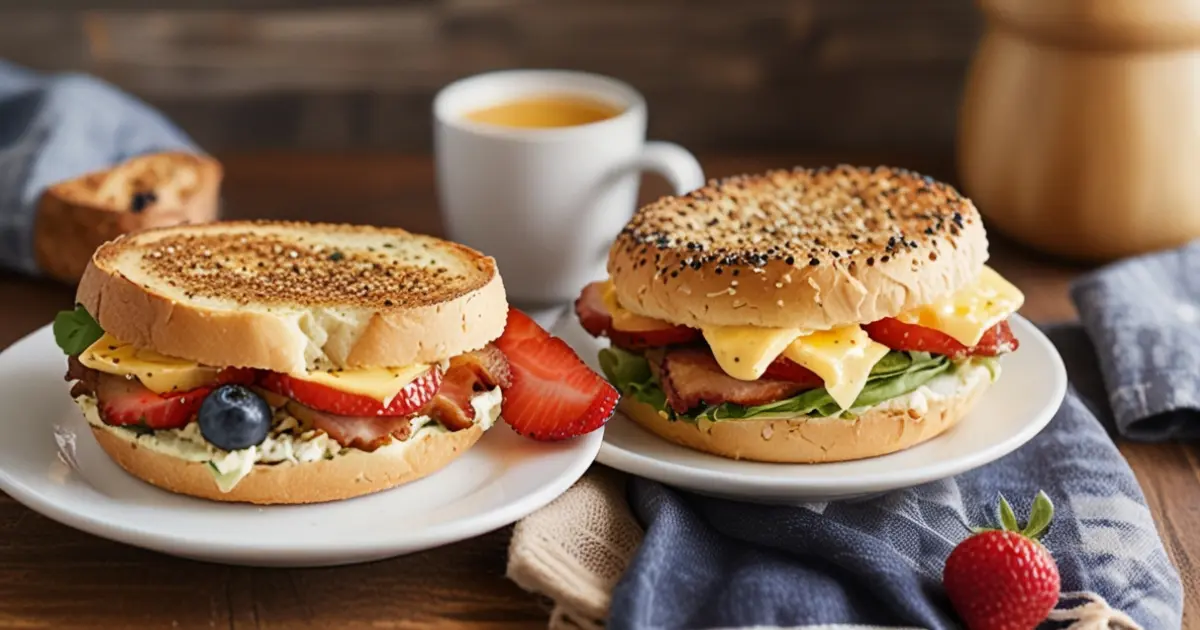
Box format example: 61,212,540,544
76,221,508,372
617,372,991,463
90,424,484,505
608,165,988,330
34,151,222,283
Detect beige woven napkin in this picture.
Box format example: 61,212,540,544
506,466,641,629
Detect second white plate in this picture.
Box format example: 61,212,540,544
554,314,1066,503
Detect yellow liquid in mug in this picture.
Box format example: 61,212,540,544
464,95,623,129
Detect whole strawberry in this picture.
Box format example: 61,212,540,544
943,491,1061,630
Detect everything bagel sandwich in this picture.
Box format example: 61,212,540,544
575,165,1023,463
55,221,616,504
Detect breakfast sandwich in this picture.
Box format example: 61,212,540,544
575,166,1024,463
55,221,616,504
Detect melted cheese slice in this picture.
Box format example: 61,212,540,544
79,334,219,394
782,327,890,410
601,281,676,332
895,266,1025,346
80,334,432,403
701,326,803,381
297,364,432,405
701,324,889,411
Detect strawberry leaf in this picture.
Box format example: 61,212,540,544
1022,491,1054,540
998,494,1019,532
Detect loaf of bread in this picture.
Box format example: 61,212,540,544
33,151,222,283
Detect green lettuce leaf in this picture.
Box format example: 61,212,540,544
599,346,668,410
53,305,104,356
598,346,953,422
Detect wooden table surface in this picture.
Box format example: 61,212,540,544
0,153,1195,629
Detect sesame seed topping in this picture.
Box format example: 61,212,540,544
611,165,973,283
111,222,487,309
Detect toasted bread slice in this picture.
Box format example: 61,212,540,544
76,221,508,373
34,151,222,283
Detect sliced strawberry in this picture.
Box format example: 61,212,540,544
95,373,211,430
761,357,824,388
260,368,442,417
216,367,259,386
495,308,618,441
574,281,701,350
864,318,1019,358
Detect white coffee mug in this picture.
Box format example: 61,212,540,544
434,69,705,306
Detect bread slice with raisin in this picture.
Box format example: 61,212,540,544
34,150,222,283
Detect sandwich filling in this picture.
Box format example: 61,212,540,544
576,265,1022,422
56,306,509,493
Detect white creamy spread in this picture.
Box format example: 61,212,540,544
75,386,504,493
860,360,997,416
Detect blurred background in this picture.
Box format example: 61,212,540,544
0,0,978,157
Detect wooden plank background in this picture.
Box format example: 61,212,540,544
0,0,982,153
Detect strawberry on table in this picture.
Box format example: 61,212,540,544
494,308,619,441
943,491,1061,630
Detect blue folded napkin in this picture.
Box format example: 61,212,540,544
0,61,197,276
609,249,1194,629
1072,242,1200,441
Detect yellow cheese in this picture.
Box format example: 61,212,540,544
79,333,219,394
895,266,1025,346
296,364,432,405
701,323,888,410
81,333,432,403
782,327,890,410
600,281,676,332
701,325,803,381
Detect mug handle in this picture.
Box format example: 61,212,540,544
590,142,704,264
628,141,706,195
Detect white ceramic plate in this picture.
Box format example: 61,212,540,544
0,324,601,567
554,313,1066,503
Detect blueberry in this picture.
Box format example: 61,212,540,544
130,190,157,213
198,385,271,451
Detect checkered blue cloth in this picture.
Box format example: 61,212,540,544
0,60,196,276
610,246,1195,628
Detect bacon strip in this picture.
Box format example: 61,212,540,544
286,402,414,451
425,344,511,431
659,348,812,414
66,355,100,398
288,345,512,450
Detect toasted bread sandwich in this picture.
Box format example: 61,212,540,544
576,166,1024,463
55,221,616,504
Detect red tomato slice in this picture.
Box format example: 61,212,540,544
260,368,442,417
574,281,701,350
95,374,212,430
574,281,613,339
762,358,824,388
608,327,703,350
863,318,1019,358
